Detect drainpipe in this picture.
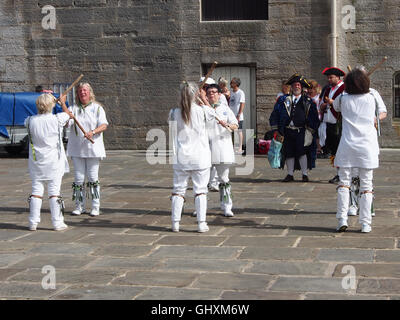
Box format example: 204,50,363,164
330,0,338,67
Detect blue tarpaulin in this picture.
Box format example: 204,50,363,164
0,92,64,138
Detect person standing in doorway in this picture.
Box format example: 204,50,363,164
229,77,245,154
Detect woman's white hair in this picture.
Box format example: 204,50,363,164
36,93,55,114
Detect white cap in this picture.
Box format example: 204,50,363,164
199,77,215,85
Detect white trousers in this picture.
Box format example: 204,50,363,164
337,167,373,225
171,168,210,223
72,157,100,208
30,177,65,228
286,156,308,176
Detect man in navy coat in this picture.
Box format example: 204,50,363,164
269,73,320,182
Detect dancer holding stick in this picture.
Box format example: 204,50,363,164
67,82,109,217
169,81,213,233
25,94,73,231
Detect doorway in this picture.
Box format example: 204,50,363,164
209,65,256,149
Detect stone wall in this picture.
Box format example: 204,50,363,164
337,0,400,147
0,0,399,149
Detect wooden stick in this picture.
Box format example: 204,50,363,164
367,56,387,76
347,65,352,72
199,61,218,90
53,74,84,102
197,61,233,133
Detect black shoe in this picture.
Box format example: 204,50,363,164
282,174,294,182
329,175,340,184
302,175,309,182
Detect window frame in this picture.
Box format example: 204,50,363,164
200,0,269,22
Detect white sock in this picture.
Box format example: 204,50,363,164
286,158,295,175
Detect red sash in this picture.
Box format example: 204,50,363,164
322,83,345,120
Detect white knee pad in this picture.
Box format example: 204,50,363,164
195,194,207,222
49,196,65,227
336,185,350,220
28,196,42,226
171,195,185,222
219,182,233,210
359,191,373,225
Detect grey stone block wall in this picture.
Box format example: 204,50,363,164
338,0,400,147
0,0,399,148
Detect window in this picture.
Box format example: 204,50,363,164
394,73,400,118
201,0,268,21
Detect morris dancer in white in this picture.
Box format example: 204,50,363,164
334,68,387,233
169,81,213,233
204,83,238,217
199,77,219,192
347,86,387,217
67,83,108,217
25,94,72,231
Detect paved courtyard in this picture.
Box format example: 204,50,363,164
0,148,399,300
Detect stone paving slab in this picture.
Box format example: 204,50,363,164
0,149,399,300
375,250,400,262
111,271,198,287
0,283,66,299
270,277,346,294
135,287,222,300
304,293,389,300
246,261,330,276
9,268,122,285
192,273,273,290
239,247,318,261
333,263,400,278
50,285,146,300
220,290,302,300
316,249,375,262
160,258,249,273
357,279,400,294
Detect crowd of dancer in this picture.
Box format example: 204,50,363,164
24,65,387,234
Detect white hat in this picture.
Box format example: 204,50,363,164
199,77,215,85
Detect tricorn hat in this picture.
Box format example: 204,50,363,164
322,67,345,77
286,73,311,88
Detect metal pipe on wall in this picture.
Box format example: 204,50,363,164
330,0,338,67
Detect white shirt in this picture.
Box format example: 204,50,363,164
168,103,212,171
67,102,108,158
229,88,245,121
206,103,238,164
289,94,301,126
333,90,386,169
25,112,70,180
219,94,228,107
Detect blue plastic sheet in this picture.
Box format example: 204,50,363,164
0,92,64,138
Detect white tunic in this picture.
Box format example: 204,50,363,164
206,104,238,164
333,90,386,169
169,103,212,171
25,113,70,180
229,88,245,121
67,102,108,158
